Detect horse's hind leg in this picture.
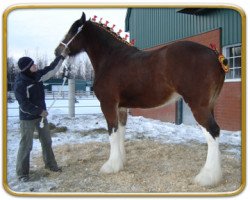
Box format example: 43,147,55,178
192,107,222,186
100,103,126,173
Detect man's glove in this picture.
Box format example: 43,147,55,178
61,47,70,59
40,110,48,117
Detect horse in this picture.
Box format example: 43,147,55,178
55,12,228,187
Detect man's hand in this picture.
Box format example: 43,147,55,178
40,110,48,117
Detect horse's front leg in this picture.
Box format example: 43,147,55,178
118,107,128,163
100,102,125,174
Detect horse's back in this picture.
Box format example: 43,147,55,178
143,41,223,78
160,41,225,107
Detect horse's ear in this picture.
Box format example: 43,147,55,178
80,12,86,24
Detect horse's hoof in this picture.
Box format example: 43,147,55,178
100,159,123,174
194,167,222,186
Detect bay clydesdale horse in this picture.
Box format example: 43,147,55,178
55,12,229,187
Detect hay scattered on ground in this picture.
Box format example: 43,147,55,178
31,139,241,194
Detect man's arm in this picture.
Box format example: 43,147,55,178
38,48,69,82
38,55,65,82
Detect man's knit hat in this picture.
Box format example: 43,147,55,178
18,57,34,72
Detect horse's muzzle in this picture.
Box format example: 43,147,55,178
54,45,63,57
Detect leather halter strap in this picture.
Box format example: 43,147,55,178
60,25,84,50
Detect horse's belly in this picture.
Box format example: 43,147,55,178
120,92,182,109
154,92,182,108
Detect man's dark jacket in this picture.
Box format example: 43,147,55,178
14,56,64,120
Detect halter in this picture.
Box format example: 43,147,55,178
60,25,84,51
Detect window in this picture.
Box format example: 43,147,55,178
223,44,241,80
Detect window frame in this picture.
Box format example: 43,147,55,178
222,43,242,82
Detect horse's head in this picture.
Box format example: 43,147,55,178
55,12,86,57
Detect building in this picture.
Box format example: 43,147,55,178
44,79,93,92
125,8,242,131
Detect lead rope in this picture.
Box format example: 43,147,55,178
40,66,70,128
40,26,83,128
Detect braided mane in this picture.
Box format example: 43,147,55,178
89,17,134,47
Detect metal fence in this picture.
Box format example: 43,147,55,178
8,91,96,101
46,91,96,100
7,91,101,117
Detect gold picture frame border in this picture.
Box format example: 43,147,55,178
2,3,246,197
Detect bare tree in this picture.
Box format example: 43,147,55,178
7,57,16,91
61,53,93,80
82,53,94,81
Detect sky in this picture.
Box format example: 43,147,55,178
7,8,128,61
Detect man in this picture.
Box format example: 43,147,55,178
14,49,68,182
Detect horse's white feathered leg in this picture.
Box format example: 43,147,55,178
118,124,126,163
100,124,124,173
194,126,222,186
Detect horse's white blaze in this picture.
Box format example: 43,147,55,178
194,126,222,186
100,124,125,173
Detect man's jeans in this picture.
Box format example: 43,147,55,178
16,118,58,177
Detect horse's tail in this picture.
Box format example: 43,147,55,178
209,43,230,73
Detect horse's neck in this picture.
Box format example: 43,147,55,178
84,23,128,72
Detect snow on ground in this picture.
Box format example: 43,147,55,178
6,98,241,193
